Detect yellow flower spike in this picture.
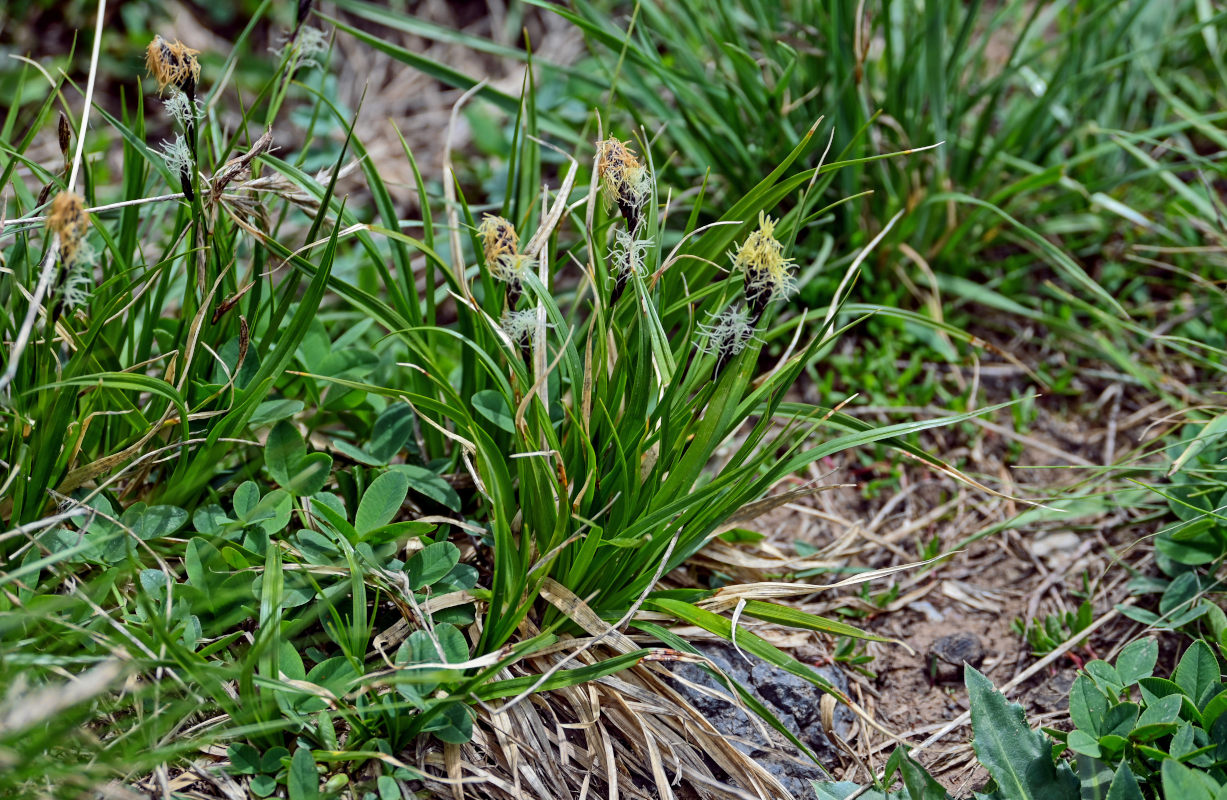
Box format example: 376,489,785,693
146,35,201,95
731,212,796,321
478,214,519,266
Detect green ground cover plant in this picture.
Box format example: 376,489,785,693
816,638,1227,800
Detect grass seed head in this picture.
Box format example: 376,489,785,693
731,212,796,319
47,191,88,267
146,35,201,95
596,137,652,233
271,25,331,69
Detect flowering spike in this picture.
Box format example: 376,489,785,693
479,215,531,308
478,214,519,265
57,112,71,158
730,212,796,323
608,228,651,306
162,89,201,128
48,192,93,310
499,309,548,365
596,137,652,234
47,192,88,268
697,306,760,377
146,35,201,97
271,25,330,70
160,134,195,200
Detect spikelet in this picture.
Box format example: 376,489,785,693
47,191,88,267
731,212,796,322
478,214,519,266
162,90,201,127
499,309,539,347
595,137,651,234
478,214,531,308
499,309,549,366
608,228,651,306
146,35,201,95
697,306,760,376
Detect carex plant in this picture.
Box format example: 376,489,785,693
0,7,1011,796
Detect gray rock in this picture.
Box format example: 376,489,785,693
926,632,985,684
668,642,853,798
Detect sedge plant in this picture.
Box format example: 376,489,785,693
0,7,1021,797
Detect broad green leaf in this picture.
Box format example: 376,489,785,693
435,623,470,663
406,542,461,590
390,464,462,511
1101,703,1139,739
1202,691,1227,728
266,421,306,486
125,504,188,540
248,398,305,428
368,403,416,462
1075,754,1113,800
287,453,333,496
1085,661,1125,695
425,701,473,744
377,775,401,800
1161,758,1217,800
1174,640,1219,702
1161,572,1203,617
886,746,952,800
251,775,277,797
965,666,1079,800
1116,639,1158,685
356,471,410,534
1069,675,1109,736
1156,535,1222,566
261,746,290,773
287,747,319,800
226,743,261,774
362,520,436,545
1130,694,1183,741
1104,760,1144,800
234,481,261,518
811,783,875,800
1067,729,1101,758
